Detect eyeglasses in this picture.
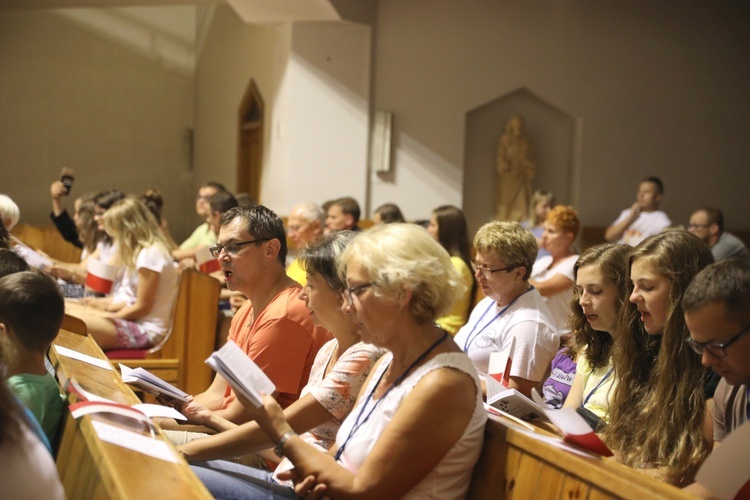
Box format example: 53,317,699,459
345,283,377,306
685,325,750,358
687,223,710,230
209,238,269,259
473,262,515,279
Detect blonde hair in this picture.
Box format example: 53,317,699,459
103,197,171,272
473,221,537,280
603,231,714,485
526,190,554,226
339,223,462,323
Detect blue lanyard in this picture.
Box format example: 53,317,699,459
582,368,614,407
462,286,534,352
334,330,449,461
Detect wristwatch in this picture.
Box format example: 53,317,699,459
274,430,296,458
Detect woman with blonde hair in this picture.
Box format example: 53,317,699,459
603,231,714,485
66,196,178,351
522,190,554,260
530,205,580,335
211,223,486,498
455,221,559,397
427,205,476,335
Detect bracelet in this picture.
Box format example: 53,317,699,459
273,430,296,458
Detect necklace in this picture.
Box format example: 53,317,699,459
334,330,449,461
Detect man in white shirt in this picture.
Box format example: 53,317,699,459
605,177,671,246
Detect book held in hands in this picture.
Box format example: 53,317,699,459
205,341,275,408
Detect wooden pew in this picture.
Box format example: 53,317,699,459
12,223,82,263
108,267,221,397
467,414,693,499
50,327,212,499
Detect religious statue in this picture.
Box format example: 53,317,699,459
496,114,536,222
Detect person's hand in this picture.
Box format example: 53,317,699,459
80,296,111,311
629,202,642,217
181,400,212,425
156,394,193,412
289,474,329,500
234,392,287,440
50,181,67,199
178,257,196,270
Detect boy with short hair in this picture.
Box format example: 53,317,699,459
0,271,66,446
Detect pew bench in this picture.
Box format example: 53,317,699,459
50,326,212,499
467,413,693,499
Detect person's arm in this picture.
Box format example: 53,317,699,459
508,376,538,398
258,367,478,498
50,181,66,217
178,392,334,461
530,273,574,297
604,204,640,242
562,370,586,410
109,267,159,321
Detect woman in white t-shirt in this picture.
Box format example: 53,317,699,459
66,196,178,351
530,205,580,335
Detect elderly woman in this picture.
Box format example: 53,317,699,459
208,223,487,499
455,221,559,398
530,205,580,335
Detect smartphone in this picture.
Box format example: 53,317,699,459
60,168,75,196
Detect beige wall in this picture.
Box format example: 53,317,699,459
0,9,196,241
370,1,750,232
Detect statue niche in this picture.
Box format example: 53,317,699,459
496,114,536,222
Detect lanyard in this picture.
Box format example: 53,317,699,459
582,368,614,407
334,330,449,461
462,286,534,352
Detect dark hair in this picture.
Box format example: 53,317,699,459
299,231,355,292
220,205,287,265
209,191,238,216
234,193,256,207
0,224,9,249
140,189,165,224
94,190,126,211
332,197,361,224
643,176,664,195
0,271,64,352
202,181,227,192
683,259,750,325
695,207,724,234
0,249,29,278
567,243,630,368
375,203,405,224
432,205,477,308
0,336,22,445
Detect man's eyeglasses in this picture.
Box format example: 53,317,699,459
685,325,750,358
209,238,269,259
345,283,377,306
473,262,515,280
687,223,710,230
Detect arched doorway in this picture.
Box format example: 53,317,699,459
236,79,264,203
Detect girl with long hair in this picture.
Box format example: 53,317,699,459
603,231,714,485
66,196,178,351
427,205,477,335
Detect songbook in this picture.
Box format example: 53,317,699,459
486,378,547,422
530,389,613,457
205,341,275,408
695,421,750,500
119,364,190,402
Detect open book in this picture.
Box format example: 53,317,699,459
486,376,547,421
205,341,275,408
119,364,190,402
530,389,612,457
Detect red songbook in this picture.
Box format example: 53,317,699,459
85,259,117,294
196,246,221,274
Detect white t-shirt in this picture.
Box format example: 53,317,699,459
334,352,486,499
112,245,179,342
0,418,65,500
531,254,578,333
454,290,559,382
611,209,671,246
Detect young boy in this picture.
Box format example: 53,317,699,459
0,270,65,447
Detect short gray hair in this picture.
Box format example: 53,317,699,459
293,202,325,226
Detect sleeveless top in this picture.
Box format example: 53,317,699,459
334,352,487,499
